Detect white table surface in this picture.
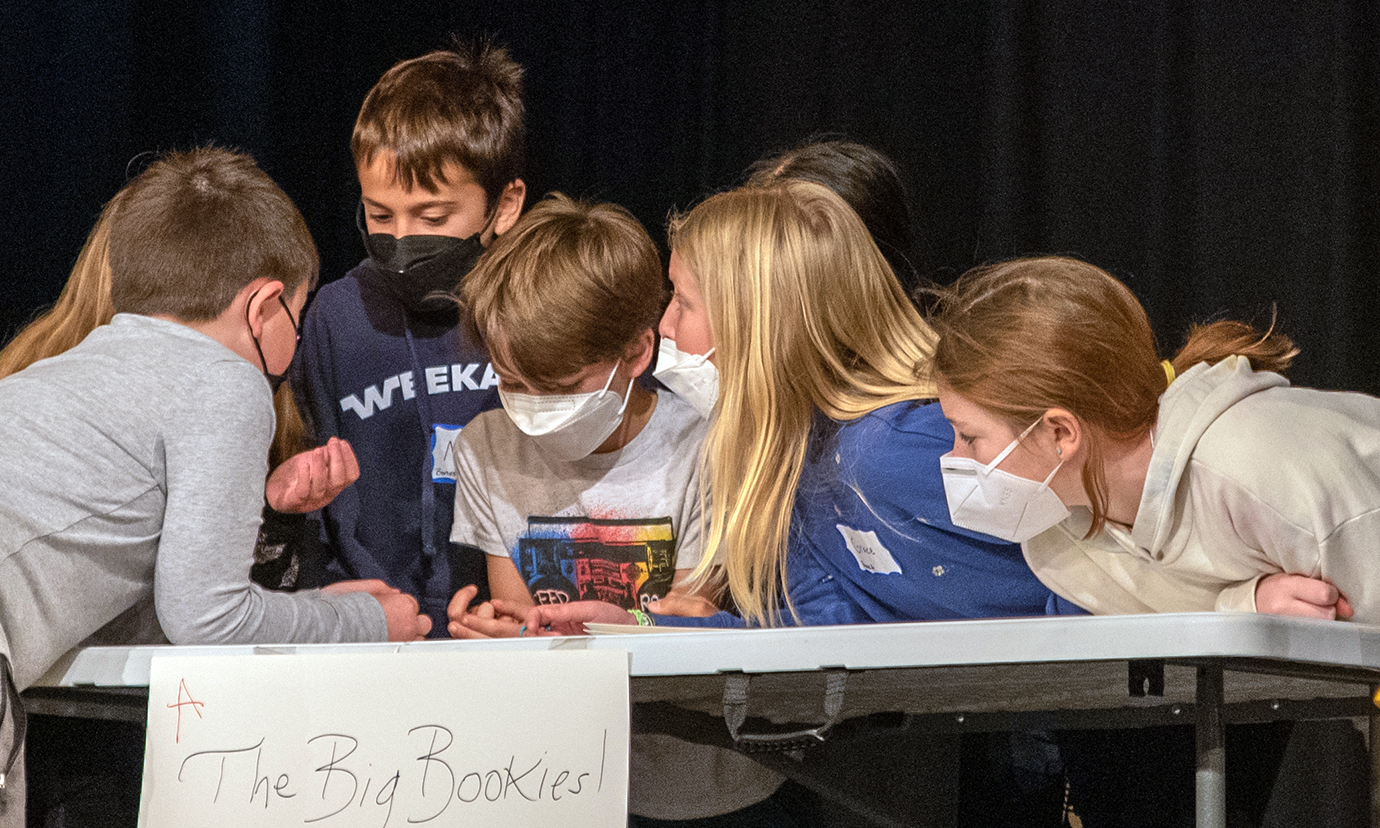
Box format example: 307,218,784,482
33,612,1380,688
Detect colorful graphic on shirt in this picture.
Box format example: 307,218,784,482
516,516,676,610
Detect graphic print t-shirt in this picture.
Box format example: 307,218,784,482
519,515,676,609
450,389,706,606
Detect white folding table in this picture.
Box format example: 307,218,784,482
25,612,1380,828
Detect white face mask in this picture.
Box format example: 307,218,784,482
939,418,1071,543
499,364,634,461
652,338,717,418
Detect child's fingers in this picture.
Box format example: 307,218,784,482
489,599,532,622
321,438,360,491
1291,599,1342,620
1334,587,1354,620
450,619,493,639
524,601,632,635
333,438,361,484
648,592,718,617
1296,577,1340,606
446,584,480,620
524,605,569,635
460,613,520,638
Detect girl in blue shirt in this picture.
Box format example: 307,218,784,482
528,180,1077,632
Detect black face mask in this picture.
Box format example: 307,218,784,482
356,203,486,314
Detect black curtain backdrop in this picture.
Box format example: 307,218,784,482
4,1,1377,392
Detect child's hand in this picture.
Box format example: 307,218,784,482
377,591,431,640
265,437,360,513
1255,573,1354,620
451,600,527,639
524,601,637,636
647,591,719,617
446,585,525,638
447,584,481,623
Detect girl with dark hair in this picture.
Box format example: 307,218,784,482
746,138,929,302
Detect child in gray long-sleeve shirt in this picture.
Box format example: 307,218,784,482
0,147,430,827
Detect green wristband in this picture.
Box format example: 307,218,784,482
628,609,655,627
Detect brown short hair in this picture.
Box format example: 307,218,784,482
462,194,663,389
108,146,318,321
352,39,525,205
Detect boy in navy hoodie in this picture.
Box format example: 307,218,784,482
291,41,527,634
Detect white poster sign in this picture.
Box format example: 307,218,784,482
138,650,629,828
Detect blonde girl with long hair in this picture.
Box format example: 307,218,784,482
531,180,1068,632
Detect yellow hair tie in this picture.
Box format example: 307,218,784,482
1162,360,1176,387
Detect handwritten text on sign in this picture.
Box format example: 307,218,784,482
138,649,629,828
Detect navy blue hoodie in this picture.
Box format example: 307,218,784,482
291,259,499,634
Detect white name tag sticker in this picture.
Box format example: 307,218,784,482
431,424,463,483
139,650,629,828
836,525,902,575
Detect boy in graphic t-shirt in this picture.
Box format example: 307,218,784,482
445,193,707,632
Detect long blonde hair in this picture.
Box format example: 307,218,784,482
0,194,121,378
671,180,937,625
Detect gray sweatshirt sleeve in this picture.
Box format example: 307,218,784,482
153,357,387,644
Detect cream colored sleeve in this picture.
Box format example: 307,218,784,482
1213,575,1264,614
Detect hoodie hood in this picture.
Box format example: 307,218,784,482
1133,355,1289,557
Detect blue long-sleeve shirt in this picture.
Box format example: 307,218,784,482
657,400,1085,627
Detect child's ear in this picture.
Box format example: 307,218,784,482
490,179,527,238
1044,407,1084,462
625,328,657,377
241,279,285,338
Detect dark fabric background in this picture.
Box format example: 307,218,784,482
4,1,1377,392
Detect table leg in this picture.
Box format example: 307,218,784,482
1370,689,1380,828
1195,664,1225,828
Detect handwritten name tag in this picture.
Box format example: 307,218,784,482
139,650,629,827
836,525,903,575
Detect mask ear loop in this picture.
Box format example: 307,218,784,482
601,362,637,416
981,417,1044,474
245,286,272,376
1034,428,1066,493
598,363,619,394
1035,457,1065,491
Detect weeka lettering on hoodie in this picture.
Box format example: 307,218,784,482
340,363,500,420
